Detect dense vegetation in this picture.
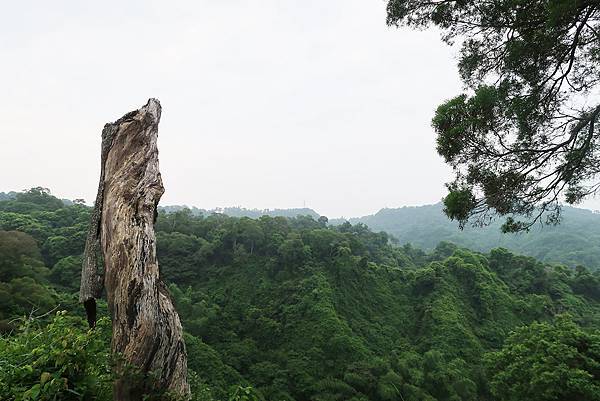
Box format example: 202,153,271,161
7,190,600,269
161,202,600,270
1,188,599,400
342,203,600,270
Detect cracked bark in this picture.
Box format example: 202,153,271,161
80,98,190,400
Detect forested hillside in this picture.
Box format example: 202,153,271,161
1,188,600,400
333,204,600,270
10,188,600,270
160,201,600,270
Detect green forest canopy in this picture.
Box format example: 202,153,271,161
0,188,599,400
162,201,600,270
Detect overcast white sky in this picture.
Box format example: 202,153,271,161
3,1,595,217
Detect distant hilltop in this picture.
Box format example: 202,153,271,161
341,203,600,270
0,190,74,206
160,205,321,220
0,191,17,201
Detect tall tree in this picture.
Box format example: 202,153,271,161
387,0,600,231
80,99,190,400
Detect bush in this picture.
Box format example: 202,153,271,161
0,311,111,401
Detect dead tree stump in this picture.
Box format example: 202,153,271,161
80,99,190,400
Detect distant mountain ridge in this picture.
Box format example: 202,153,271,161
160,205,321,219
0,190,73,206
341,203,600,270
0,192,17,201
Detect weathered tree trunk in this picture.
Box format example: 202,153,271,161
80,99,190,400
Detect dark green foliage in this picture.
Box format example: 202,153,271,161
155,207,599,400
0,230,46,282
387,0,600,230
0,230,57,323
486,315,600,401
0,189,599,400
50,255,82,292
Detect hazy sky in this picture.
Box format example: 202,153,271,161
0,1,504,217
